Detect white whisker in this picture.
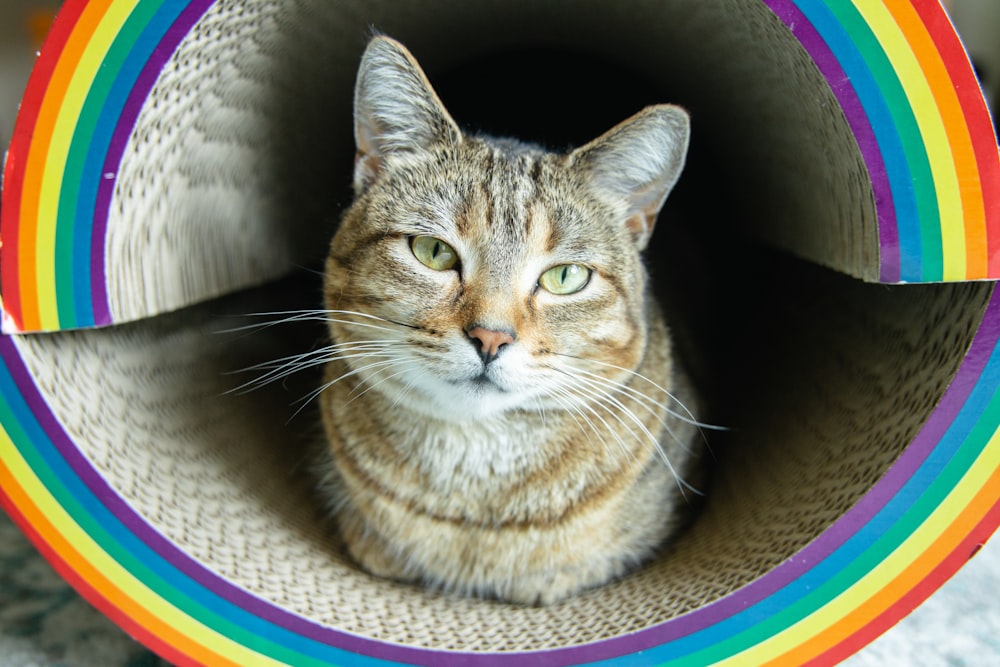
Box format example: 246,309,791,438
547,384,640,468
389,373,422,410
568,368,708,459
550,367,703,498
291,355,416,421
343,360,423,407
226,342,397,395
218,308,413,337
558,355,726,432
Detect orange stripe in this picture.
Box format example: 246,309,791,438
0,457,237,667
0,0,88,332
885,0,987,279
17,0,111,332
909,0,1000,278
806,499,1000,666
0,492,199,667
761,460,1000,666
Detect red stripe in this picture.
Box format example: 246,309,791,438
0,0,88,331
0,488,200,667
911,2,1000,278
804,496,1000,666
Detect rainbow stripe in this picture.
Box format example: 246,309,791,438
0,292,997,667
1,0,212,333
1,0,999,332
768,0,1000,283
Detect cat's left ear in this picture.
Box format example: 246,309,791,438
352,36,462,192
571,105,690,250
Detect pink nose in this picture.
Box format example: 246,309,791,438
467,326,515,363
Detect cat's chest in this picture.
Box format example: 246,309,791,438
407,417,544,488
394,416,594,525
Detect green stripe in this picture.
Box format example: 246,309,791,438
54,0,164,328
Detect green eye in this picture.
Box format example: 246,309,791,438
411,236,458,271
539,264,591,295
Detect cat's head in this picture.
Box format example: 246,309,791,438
324,36,689,420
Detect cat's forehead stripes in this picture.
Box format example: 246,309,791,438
477,144,539,235
454,144,586,257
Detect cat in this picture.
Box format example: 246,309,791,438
315,35,707,605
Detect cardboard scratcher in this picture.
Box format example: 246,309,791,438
2,0,999,665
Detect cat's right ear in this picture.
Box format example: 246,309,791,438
570,105,690,250
352,36,462,192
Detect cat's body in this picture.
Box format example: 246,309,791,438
317,36,706,605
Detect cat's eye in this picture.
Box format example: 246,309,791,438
539,264,591,295
411,236,458,271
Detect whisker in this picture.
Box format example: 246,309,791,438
545,387,599,442
547,383,640,468
217,303,435,423
584,378,692,465
568,368,711,459
574,367,718,432
551,369,703,498
218,308,416,336
231,340,395,376
343,360,423,407
555,354,726,432
555,376,658,466
289,356,415,422
388,373,422,410
225,343,397,395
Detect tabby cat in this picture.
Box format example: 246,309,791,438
316,35,706,605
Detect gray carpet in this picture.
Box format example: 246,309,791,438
0,510,166,667
0,507,996,666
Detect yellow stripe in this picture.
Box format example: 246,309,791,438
34,0,137,330
854,0,966,280
719,425,1000,665
0,431,284,666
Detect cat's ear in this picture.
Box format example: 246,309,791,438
571,105,690,250
352,36,462,191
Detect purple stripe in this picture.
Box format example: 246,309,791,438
763,0,901,282
89,0,214,327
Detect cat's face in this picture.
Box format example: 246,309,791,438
323,37,689,420
326,140,650,418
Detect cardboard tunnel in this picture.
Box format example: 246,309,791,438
1,1,999,665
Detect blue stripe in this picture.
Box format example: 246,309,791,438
71,0,184,328
796,0,924,281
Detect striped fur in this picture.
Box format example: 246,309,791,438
317,36,704,605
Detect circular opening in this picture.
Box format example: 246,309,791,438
11,0,995,657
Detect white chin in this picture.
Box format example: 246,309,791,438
406,375,529,420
